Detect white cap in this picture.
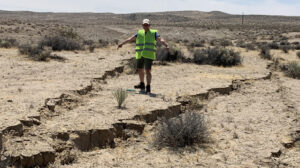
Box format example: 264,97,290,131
143,19,150,25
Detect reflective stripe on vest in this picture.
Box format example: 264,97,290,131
135,29,157,60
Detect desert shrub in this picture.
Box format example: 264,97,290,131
236,40,246,48
18,44,51,61
209,39,218,46
156,45,184,63
89,45,95,52
154,111,208,148
267,42,279,49
280,40,290,46
58,28,79,39
0,38,17,48
245,43,256,50
189,98,204,110
280,45,290,53
83,40,94,46
297,51,300,59
220,39,232,47
112,88,128,109
39,36,81,51
189,39,205,47
193,47,242,67
294,44,300,50
98,39,109,48
259,46,272,60
285,61,300,79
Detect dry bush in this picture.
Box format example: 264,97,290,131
39,36,81,51
154,111,208,148
285,61,300,79
259,46,272,60
156,45,184,63
189,98,204,110
188,39,206,48
98,39,109,48
193,47,242,67
39,29,81,51
220,39,233,47
280,45,290,53
267,42,279,49
245,43,256,51
18,44,51,61
112,88,128,109
0,38,17,48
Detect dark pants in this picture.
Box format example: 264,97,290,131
137,57,153,70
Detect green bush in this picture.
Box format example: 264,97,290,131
193,47,242,67
154,111,208,148
112,88,128,109
285,61,300,79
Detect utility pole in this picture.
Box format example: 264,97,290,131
242,12,244,25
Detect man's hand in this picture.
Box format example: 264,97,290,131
166,45,169,53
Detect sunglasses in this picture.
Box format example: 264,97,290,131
142,24,149,26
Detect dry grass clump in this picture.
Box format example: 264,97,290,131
112,88,128,109
193,47,242,67
285,61,300,79
259,46,272,60
154,111,208,148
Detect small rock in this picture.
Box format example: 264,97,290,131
271,149,282,158
281,136,294,148
7,99,13,102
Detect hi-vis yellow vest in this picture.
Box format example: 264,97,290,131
136,29,157,60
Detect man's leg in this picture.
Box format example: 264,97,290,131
135,58,145,90
145,69,152,85
138,68,145,83
145,58,153,93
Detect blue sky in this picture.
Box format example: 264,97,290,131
0,0,300,16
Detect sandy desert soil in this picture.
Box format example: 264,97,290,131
0,10,300,168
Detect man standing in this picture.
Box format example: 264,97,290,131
117,19,169,93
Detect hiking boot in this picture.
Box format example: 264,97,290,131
146,85,151,93
134,82,145,90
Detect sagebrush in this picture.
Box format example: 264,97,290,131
285,61,300,79
154,111,208,148
193,47,242,66
259,46,272,60
18,44,51,61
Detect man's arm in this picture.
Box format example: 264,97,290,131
157,37,169,52
117,35,136,49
